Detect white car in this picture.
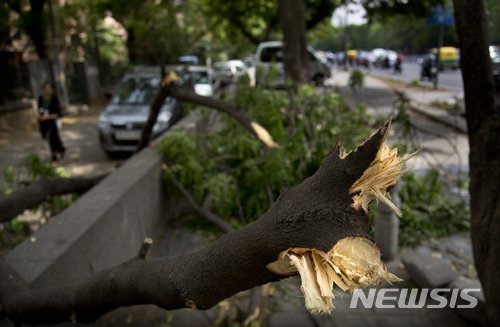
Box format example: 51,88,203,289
188,65,220,96
213,60,247,86
254,41,331,86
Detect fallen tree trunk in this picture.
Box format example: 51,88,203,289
0,174,107,223
0,121,414,325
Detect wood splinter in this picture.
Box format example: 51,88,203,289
268,123,418,314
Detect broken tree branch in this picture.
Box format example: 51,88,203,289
162,164,234,233
0,121,416,325
0,174,107,223
137,70,278,151
137,238,154,260
166,85,278,148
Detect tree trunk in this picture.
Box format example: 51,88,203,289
27,0,48,59
453,1,500,325
0,122,408,325
278,0,309,87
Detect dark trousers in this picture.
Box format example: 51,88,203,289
47,123,65,161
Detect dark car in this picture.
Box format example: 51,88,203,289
98,66,190,155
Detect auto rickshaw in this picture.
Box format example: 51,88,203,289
431,47,458,70
346,49,358,66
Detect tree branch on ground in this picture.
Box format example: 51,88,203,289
0,121,418,325
162,164,234,233
0,174,107,223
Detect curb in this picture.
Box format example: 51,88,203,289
408,103,468,134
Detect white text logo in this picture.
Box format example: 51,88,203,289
349,288,481,309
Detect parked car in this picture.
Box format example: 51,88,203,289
188,65,220,96
213,60,247,86
98,66,189,155
243,55,256,68
254,41,331,86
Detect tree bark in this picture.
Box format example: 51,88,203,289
278,0,309,87
0,123,393,325
0,174,107,223
453,1,500,325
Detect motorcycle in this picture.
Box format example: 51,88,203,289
420,55,438,81
394,58,402,73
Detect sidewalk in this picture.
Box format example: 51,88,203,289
0,104,115,186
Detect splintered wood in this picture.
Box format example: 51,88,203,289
350,144,420,217
266,133,418,314
284,238,401,314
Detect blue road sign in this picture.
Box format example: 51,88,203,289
427,5,455,26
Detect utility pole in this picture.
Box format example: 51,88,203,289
47,0,69,109
343,0,349,66
434,25,444,90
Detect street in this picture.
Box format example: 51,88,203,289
361,61,464,92
329,67,469,185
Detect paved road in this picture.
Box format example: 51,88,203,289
355,62,464,92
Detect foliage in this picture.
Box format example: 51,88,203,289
1,165,15,197
310,3,462,53
348,69,365,93
361,0,447,22
398,170,470,247
158,83,373,226
0,2,12,45
255,62,283,88
1,0,48,58
158,78,471,250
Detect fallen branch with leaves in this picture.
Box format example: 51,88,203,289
0,121,417,325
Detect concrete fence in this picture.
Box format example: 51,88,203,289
5,144,173,288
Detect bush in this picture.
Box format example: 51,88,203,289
158,84,374,226
348,69,365,93
398,170,470,247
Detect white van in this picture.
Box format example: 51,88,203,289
255,41,331,86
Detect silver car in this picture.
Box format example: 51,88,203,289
98,66,187,155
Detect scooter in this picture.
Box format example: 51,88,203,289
420,56,437,81
394,59,402,74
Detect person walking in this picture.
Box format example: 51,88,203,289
38,82,66,167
